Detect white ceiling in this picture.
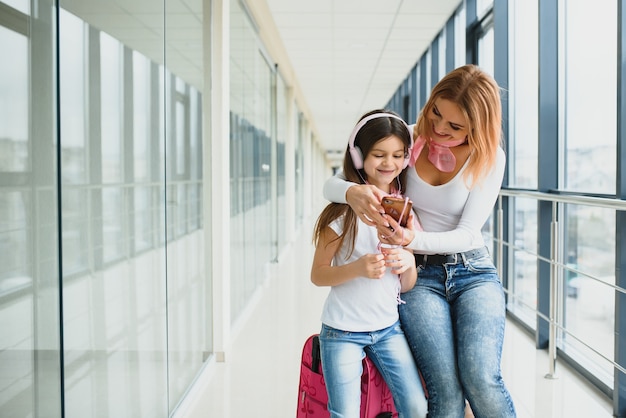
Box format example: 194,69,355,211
264,0,461,157
61,0,461,160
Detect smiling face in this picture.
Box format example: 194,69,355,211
362,135,406,192
428,98,469,144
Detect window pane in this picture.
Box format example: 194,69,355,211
562,204,614,387
509,0,538,188
0,26,28,172
100,32,123,184
477,25,494,77
476,0,492,18
562,0,616,193
454,6,466,67
2,0,29,14
508,197,538,327
59,7,170,417
133,51,151,182
1,6,61,418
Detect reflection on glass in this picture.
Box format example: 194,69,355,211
101,32,123,184
56,2,207,416
2,0,29,14
0,191,30,294
102,186,125,263
0,26,28,172
1,4,61,417
133,51,150,182
229,1,276,321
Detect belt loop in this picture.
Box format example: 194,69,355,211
460,251,468,265
423,254,428,265
452,253,459,264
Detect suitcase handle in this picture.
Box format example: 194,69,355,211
311,336,321,373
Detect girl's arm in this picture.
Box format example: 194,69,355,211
323,171,389,227
310,226,386,286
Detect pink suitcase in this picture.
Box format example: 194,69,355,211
296,334,398,418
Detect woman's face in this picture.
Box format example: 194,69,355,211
362,135,406,191
428,98,469,144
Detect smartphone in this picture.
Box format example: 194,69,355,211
381,196,412,227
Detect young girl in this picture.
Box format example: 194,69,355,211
311,110,427,418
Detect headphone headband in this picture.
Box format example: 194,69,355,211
348,113,414,169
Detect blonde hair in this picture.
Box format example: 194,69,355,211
415,64,502,187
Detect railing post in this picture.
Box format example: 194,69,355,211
545,201,559,379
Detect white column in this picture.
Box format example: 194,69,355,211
206,0,231,362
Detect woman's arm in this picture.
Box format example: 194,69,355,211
379,148,505,253
323,171,389,227
310,226,386,286
404,148,506,253
322,170,352,204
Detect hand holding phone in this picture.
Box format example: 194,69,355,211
381,196,412,227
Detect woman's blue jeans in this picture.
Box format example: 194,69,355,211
319,321,428,418
399,249,517,418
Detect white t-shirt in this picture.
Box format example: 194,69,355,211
320,215,401,332
323,146,505,255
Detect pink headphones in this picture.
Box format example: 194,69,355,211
348,113,414,169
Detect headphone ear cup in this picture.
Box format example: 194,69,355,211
349,146,364,169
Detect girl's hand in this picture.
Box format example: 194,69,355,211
358,253,386,279
346,184,389,227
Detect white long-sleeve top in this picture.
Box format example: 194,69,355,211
323,147,506,255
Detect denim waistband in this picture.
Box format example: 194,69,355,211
414,246,489,266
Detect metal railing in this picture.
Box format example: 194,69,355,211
496,189,626,383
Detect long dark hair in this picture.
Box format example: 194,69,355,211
313,109,412,258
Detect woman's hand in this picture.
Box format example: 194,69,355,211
377,212,416,247
390,248,416,275
345,184,389,227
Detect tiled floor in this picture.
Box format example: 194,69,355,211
174,220,614,418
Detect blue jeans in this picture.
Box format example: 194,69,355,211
399,249,516,418
319,321,427,418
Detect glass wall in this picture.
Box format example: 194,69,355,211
0,1,62,417
1,0,209,416
229,0,277,321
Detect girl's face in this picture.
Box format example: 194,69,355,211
428,98,469,144
362,135,406,192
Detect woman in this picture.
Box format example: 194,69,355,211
323,65,516,418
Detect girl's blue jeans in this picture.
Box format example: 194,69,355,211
399,249,517,418
319,321,428,418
